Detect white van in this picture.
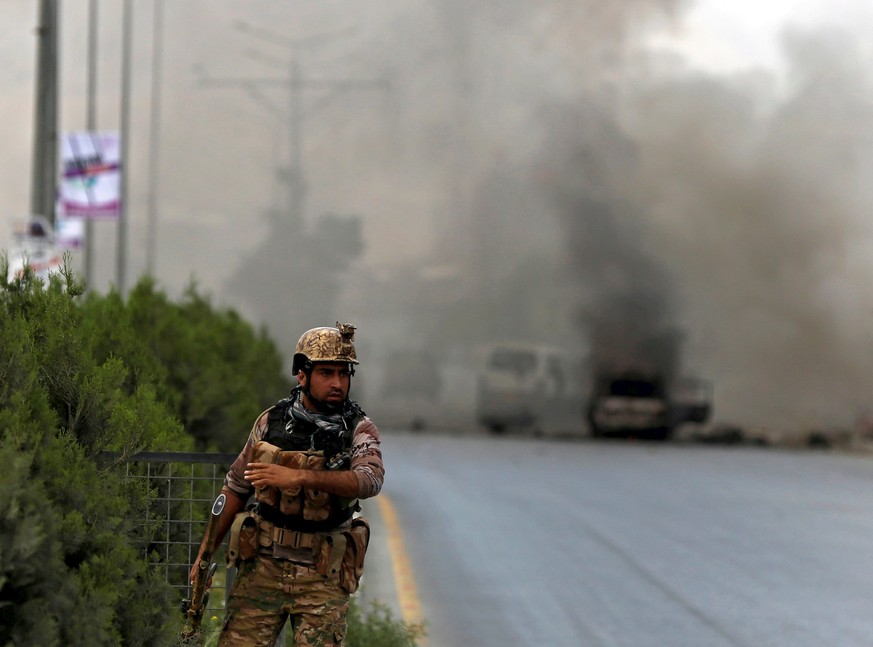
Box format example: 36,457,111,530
475,343,587,436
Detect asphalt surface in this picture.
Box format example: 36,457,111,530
357,497,403,619
360,431,873,647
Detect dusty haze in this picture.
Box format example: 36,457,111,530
2,1,873,435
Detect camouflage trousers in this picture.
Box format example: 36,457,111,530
219,554,350,647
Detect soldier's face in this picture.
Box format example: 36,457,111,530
300,362,351,409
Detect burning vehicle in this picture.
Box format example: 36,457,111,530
587,367,712,440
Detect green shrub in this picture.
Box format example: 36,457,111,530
0,261,188,645
345,598,427,647
80,277,292,451
0,261,293,644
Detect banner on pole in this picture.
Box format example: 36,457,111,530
58,131,121,219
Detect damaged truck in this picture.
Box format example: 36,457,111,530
586,367,712,440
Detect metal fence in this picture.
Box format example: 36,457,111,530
110,451,238,619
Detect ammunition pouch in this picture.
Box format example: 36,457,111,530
252,441,346,523
315,517,370,594
251,442,282,507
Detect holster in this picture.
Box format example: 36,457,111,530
226,510,259,566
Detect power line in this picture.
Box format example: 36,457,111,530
199,21,390,229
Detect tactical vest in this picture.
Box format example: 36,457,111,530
253,398,364,532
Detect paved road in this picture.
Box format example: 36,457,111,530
363,431,873,647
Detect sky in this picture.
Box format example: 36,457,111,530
2,0,873,435
653,0,872,73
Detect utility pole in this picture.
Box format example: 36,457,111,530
84,0,98,288
116,0,133,294
200,22,389,229
145,0,165,275
30,0,59,228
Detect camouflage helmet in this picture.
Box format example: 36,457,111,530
292,322,359,374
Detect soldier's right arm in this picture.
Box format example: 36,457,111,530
188,488,247,585
187,412,268,584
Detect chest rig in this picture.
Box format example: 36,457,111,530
253,395,364,532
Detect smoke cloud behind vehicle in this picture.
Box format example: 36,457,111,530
1,1,872,433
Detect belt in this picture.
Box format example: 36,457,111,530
270,525,319,549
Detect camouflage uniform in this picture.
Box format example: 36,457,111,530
221,558,348,646
219,401,384,647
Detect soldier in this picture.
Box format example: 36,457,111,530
189,322,384,646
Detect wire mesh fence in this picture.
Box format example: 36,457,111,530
106,451,238,619
102,451,298,645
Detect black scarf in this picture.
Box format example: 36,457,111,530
280,387,357,460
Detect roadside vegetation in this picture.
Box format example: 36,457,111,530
0,259,421,646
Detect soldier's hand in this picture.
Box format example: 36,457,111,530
188,554,201,586
188,558,214,590
244,462,302,490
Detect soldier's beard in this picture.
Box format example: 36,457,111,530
303,386,350,415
